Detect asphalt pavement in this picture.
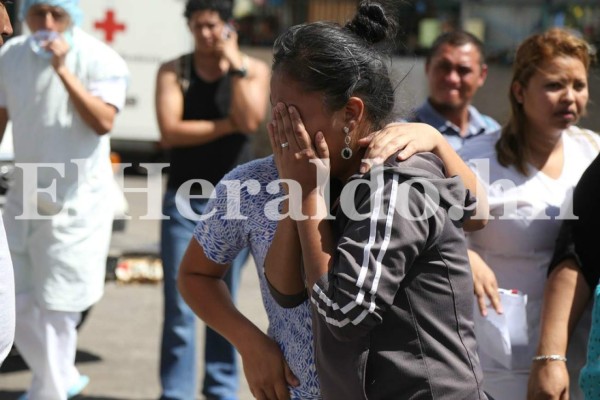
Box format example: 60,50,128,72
0,175,267,400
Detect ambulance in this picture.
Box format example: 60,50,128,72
81,0,193,158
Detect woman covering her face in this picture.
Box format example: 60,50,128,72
179,1,490,398
265,2,489,399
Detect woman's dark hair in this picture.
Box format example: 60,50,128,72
184,0,232,22
272,1,397,130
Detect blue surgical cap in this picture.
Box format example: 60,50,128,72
19,0,83,27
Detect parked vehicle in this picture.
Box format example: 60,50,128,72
80,0,192,159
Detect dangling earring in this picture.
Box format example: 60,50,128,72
341,126,353,160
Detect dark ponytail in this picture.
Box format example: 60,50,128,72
345,1,396,45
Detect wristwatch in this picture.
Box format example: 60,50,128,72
229,55,249,78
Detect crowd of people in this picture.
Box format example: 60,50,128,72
0,0,599,399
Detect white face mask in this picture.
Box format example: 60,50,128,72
28,29,73,59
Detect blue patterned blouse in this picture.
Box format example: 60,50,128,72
194,156,321,399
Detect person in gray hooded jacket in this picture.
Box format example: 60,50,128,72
307,153,484,400
265,2,489,399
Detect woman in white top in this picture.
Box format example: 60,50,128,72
459,28,600,400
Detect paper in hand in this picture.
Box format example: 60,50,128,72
473,288,528,368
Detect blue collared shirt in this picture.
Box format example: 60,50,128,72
408,100,501,150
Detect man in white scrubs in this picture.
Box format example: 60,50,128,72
0,0,15,367
0,1,128,398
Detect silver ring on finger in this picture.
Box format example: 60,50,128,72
281,142,289,148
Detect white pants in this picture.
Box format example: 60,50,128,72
15,292,82,400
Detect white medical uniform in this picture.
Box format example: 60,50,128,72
0,27,128,399
459,127,600,400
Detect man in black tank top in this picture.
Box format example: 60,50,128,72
155,1,269,399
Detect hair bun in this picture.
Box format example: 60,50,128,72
346,1,394,44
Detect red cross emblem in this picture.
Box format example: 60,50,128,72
94,10,126,44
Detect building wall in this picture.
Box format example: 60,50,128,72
247,47,600,158
463,2,600,61
463,4,544,54
308,0,358,24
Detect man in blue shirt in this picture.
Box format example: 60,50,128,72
409,30,500,150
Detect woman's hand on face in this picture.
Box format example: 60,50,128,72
357,122,443,173
239,332,299,400
268,102,330,192
469,249,503,316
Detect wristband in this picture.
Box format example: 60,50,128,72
532,354,567,362
229,55,248,78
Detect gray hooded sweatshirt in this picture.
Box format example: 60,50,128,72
310,152,488,400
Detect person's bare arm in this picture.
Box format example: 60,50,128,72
263,117,306,300
296,193,335,290
216,29,269,133
263,203,306,298
47,38,117,135
55,66,117,135
267,103,335,291
527,259,591,400
155,60,237,147
0,107,8,144
228,57,270,133
429,133,489,231
469,248,503,316
178,239,298,400
358,122,489,231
